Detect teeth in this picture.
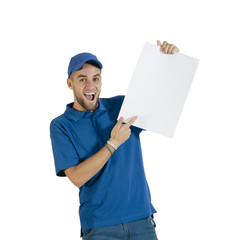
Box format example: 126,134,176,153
84,93,95,96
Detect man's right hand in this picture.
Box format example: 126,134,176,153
64,116,137,188
109,116,138,148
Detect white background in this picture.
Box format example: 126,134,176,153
0,0,227,239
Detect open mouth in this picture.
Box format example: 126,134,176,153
84,93,95,101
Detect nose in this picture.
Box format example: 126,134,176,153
85,79,96,89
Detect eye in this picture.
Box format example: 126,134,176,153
80,78,86,82
93,78,100,82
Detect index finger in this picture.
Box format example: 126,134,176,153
125,116,138,128
172,46,179,53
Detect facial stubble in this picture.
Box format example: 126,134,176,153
73,85,100,112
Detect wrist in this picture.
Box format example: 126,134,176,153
106,143,115,153
105,144,114,155
107,139,119,150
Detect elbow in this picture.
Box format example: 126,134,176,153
64,166,88,188
74,180,84,188
64,168,84,188
69,176,84,188
71,176,86,188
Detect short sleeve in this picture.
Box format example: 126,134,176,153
131,125,145,135
50,120,80,177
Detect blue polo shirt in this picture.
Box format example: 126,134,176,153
50,95,156,236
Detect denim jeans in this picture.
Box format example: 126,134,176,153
82,215,158,240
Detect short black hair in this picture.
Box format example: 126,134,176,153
85,60,102,70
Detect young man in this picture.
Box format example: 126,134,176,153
50,40,179,240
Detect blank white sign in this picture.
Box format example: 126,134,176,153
118,42,199,138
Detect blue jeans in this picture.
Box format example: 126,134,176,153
82,215,158,240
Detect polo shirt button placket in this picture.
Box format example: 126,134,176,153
84,111,93,119
92,115,105,148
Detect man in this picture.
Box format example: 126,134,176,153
50,40,179,240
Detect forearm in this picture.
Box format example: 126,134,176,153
64,144,114,188
64,116,137,188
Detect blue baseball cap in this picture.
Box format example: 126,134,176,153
67,52,103,77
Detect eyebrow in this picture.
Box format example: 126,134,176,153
77,73,101,79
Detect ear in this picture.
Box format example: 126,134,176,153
67,78,73,90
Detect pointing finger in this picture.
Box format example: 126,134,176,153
125,116,138,128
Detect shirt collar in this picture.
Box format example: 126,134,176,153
64,98,111,121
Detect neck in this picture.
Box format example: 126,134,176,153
72,102,99,113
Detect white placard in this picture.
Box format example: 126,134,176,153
118,42,199,138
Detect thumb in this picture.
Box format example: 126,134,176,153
157,40,162,46
115,116,124,129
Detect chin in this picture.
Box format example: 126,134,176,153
85,100,99,112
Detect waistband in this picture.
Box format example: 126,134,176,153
80,214,154,238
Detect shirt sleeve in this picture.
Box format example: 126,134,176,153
50,120,80,177
131,125,145,134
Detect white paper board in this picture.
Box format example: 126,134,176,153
118,42,199,138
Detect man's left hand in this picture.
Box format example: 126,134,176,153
157,40,179,54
